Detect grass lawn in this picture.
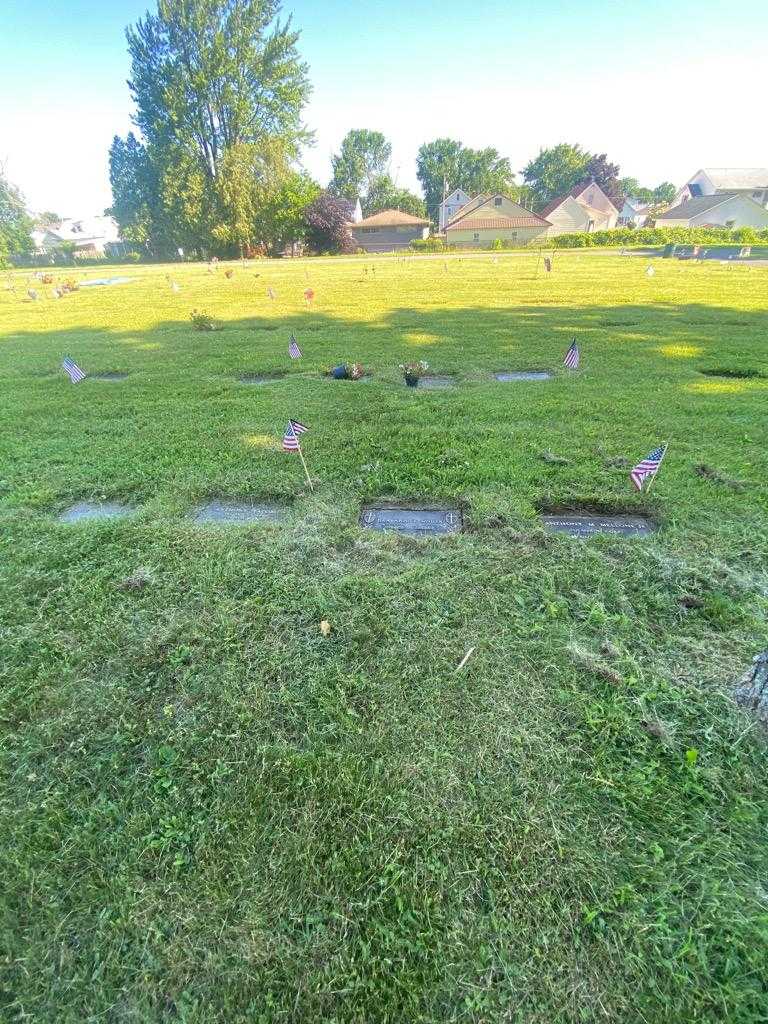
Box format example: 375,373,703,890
1,250,767,1023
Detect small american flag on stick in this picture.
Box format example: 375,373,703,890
288,334,302,359
563,339,580,369
304,287,315,307
282,419,308,452
267,287,276,300
283,420,313,490
630,444,667,491
62,357,86,383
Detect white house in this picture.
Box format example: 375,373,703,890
675,169,768,209
32,216,123,256
540,180,619,237
617,197,653,227
655,193,768,230
438,188,471,230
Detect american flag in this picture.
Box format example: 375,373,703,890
304,287,315,304
543,257,552,272
267,287,276,300
564,339,580,369
62,357,86,383
282,420,308,452
288,334,302,359
630,445,666,491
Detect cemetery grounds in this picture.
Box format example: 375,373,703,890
1,250,767,1022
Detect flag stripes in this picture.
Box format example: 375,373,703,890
62,357,86,383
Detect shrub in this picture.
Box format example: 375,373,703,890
491,238,503,251
304,193,356,254
190,309,219,331
551,226,768,249
409,237,453,253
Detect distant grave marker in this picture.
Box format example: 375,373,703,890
91,372,129,382
238,372,285,384
541,512,655,539
415,376,455,390
80,277,132,288
191,500,286,525
495,371,552,382
360,505,462,535
58,501,134,524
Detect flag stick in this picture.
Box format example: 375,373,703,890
644,442,669,494
296,441,314,491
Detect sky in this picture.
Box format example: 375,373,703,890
1,0,767,218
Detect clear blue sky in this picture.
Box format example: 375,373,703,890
2,0,766,216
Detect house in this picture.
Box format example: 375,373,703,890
444,193,550,247
675,169,768,209
348,209,430,252
540,180,619,236
655,193,768,230
32,216,124,257
438,188,471,231
617,197,653,228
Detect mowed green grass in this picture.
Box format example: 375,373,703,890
1,251,767,1023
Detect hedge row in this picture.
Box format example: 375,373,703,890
551,226,768,248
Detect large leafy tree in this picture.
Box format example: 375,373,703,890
364,176,425,218
329,130,392,203
0,166,33,264
252,171,319,252
116,0,311,251
521,143,591,209
416,139,516,219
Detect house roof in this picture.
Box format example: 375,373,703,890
540,180,620,218
446,194,549,229
447,216,550,231
444,194,490,227
350,209,430,227
655,193,738,220
700,168,768,190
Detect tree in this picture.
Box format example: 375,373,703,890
0,166,33,264
584,153,621,197
107,132,160,246
364,176,426,218
252,170,319,252
35,211,62,229
417,139,516,219
617,177,653,203
521,144,591,209
653,182,676,204
119,0,311,250
330,130,391,203
304,192,355,254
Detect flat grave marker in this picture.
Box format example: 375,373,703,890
238,372,285,384
58,501,135,524
495,371,552,382
90,372,129,382
360,505,462,535
541,512,655,539
415,376,456,390
191,500,287,525
80,277,132,288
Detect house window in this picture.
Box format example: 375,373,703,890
361,227,378,234
753,191,762,199
587,193,594,205
473,233,480,241
494,197,502,206
511,231,517,240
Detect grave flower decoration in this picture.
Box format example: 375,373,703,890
399,360,428,386
325,362,364,380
